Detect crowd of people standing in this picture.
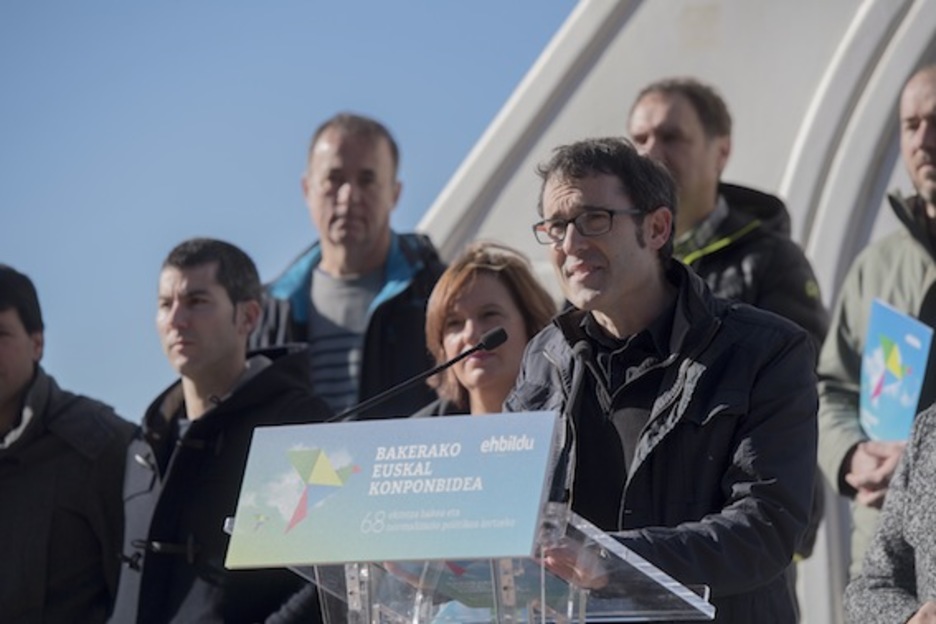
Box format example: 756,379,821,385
3,64,936,623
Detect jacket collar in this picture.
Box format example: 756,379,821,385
678,184,791,267
1,367,115,459
266,232,424,323
889,191,936,259
668,261,724,355
718,182,791,236
552,263,720,352
0,365,47,449
143,350,288,434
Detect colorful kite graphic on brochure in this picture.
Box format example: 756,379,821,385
286,448,361,532
860,299,933,441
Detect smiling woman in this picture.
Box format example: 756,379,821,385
418,241,557,416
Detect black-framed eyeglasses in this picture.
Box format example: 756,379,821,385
532,208,642,245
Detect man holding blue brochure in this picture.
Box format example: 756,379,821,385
817,63,936,578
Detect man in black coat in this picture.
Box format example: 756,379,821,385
110,239,332,624
0,265,135,623
506,138,817,623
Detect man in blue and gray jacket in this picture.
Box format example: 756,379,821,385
251,113,445,419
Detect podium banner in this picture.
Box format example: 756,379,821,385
225,411,560,569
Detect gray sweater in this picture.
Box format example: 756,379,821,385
844,404,936,623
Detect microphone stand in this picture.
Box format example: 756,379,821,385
328,326,508,422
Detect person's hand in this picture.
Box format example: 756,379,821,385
844,440,906,508
540,539,609,590
907,601,936,623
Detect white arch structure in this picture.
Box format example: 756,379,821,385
419,2,936,622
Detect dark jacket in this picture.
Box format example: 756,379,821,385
110,347,332,624
504,263,818,624
680,183,829,354
250,232,446,420
0,367,135,624
682,183,828,559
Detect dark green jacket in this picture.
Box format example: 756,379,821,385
679,183,829,355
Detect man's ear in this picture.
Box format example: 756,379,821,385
238,300,262,336
30,332,44,363
715,135,731,176
391,179,403,211
647,206,674,251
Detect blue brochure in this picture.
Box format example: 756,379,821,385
860,299,933,441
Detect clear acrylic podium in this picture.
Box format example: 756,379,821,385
292,506,715,623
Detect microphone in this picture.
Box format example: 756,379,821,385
329,326,509,422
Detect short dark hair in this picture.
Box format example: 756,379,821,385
536,137,678,261
162,238,262,305
634,77,732,138
0,265,44,334
308,112,400,175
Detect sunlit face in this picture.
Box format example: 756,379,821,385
541,174,667,314
442,273,529,411
0,308,42,413
303,128,401,254
900,69,936,208
156,263,256,382
628,91,729,229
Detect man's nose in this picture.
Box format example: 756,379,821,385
561,221,588,255
920,119,936,150
165,301,188,327
336,181,361,205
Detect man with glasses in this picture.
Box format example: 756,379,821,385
505,137,818,623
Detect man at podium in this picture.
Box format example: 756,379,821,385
505,137,818,623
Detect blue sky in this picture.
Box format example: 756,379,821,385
1,2,573,420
